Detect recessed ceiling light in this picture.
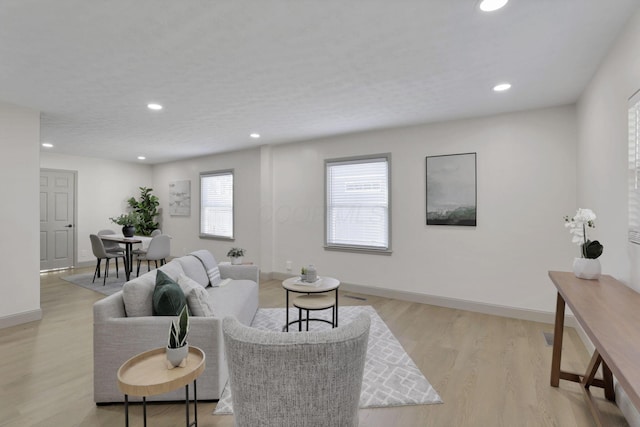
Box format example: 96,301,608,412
493,83,512,92
479,0,508,12
147,103,163,110
250,133,261,138
42,142,53,148
137,156,146,160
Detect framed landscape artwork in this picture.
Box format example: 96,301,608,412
169,180,191,216
426,152,477,226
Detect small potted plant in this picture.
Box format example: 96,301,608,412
166,305,190,368
109,212,140,237
227,247,246,265
564,208,604,280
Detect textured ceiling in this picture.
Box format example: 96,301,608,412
0,1,638,164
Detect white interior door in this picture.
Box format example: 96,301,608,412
40,169,76,271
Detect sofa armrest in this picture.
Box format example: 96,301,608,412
93,291,127,322
219,264,259,284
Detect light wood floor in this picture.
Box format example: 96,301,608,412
0,267,629,427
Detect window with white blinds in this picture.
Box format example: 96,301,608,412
325,154,391,252
200,170,234,239
629,90,640,244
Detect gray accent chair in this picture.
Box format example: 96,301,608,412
222,313,371,427
90,234,125,286
136,234,170,276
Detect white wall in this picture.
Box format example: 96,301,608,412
40,153,153,265
577,8,640,289
0,102,41,327
152,148,262,264
269,106,578,313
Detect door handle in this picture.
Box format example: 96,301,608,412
64,224,73,228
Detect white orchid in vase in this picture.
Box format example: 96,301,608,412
564,208,603,259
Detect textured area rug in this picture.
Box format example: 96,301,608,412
61,265,151,296
214,305,442,414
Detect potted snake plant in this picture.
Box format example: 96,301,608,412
166,305,190,367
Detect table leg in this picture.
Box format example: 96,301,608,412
550,292,566,387
143,396,147,427
194,379,198,427
285,290,289,332
124,394,129,427
185,383,189,427
335,288,339,327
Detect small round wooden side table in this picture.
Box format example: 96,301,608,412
117,346,206,427
282,276,340,331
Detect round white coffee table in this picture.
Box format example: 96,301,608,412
282,276,340,331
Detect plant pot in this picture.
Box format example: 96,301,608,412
166,344,188,367
231,256,243,265
572,257,601,280
122,225,135,238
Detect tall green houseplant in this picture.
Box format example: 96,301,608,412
127,187,160,236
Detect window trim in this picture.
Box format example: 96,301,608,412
324,153,392,255
199,169,235,241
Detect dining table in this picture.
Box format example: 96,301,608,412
98,235,151,281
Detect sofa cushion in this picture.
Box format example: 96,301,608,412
176,255,209,287
207,279,258,325
122,260,185,317
153,270,187,316
178,274,215,317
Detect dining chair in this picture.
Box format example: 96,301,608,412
150,229,162,237
97,229,125,254
90,234,126,286
136,234,170,277
222,313,370,427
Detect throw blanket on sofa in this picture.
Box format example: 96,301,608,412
190,250,222,286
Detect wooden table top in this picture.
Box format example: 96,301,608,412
548,271,640,410
117,346,205,397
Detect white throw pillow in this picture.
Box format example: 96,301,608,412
178,274,215,317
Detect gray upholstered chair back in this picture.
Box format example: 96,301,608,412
222,313,370,427
144,234,170,260
150,229,162,237
97,229,123,252
89,234,108,259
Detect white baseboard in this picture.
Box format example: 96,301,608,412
268,271,579,328
0,309,42,330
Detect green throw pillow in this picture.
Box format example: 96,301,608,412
153,270,187,316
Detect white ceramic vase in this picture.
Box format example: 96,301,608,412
572,257,601,280
166,344,188,367
231,256,243,265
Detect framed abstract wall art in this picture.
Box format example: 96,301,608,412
169,180,191,216
426,152,477,226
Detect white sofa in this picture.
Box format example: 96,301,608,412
93,250,259,403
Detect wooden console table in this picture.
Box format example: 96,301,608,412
549,271,640,426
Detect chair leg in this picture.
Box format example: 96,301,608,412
103,259,109,286
92,259,101,283
137,259,141,277
298,307,302,332
147,261,150,272
115,257,119,278
155,260,158,269
306,309,310,331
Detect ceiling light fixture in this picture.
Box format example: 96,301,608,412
137,156,146,160
42,142,53,148
147,103,163,110
493,83,512,92
479,0,508,12
250,133,260,138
